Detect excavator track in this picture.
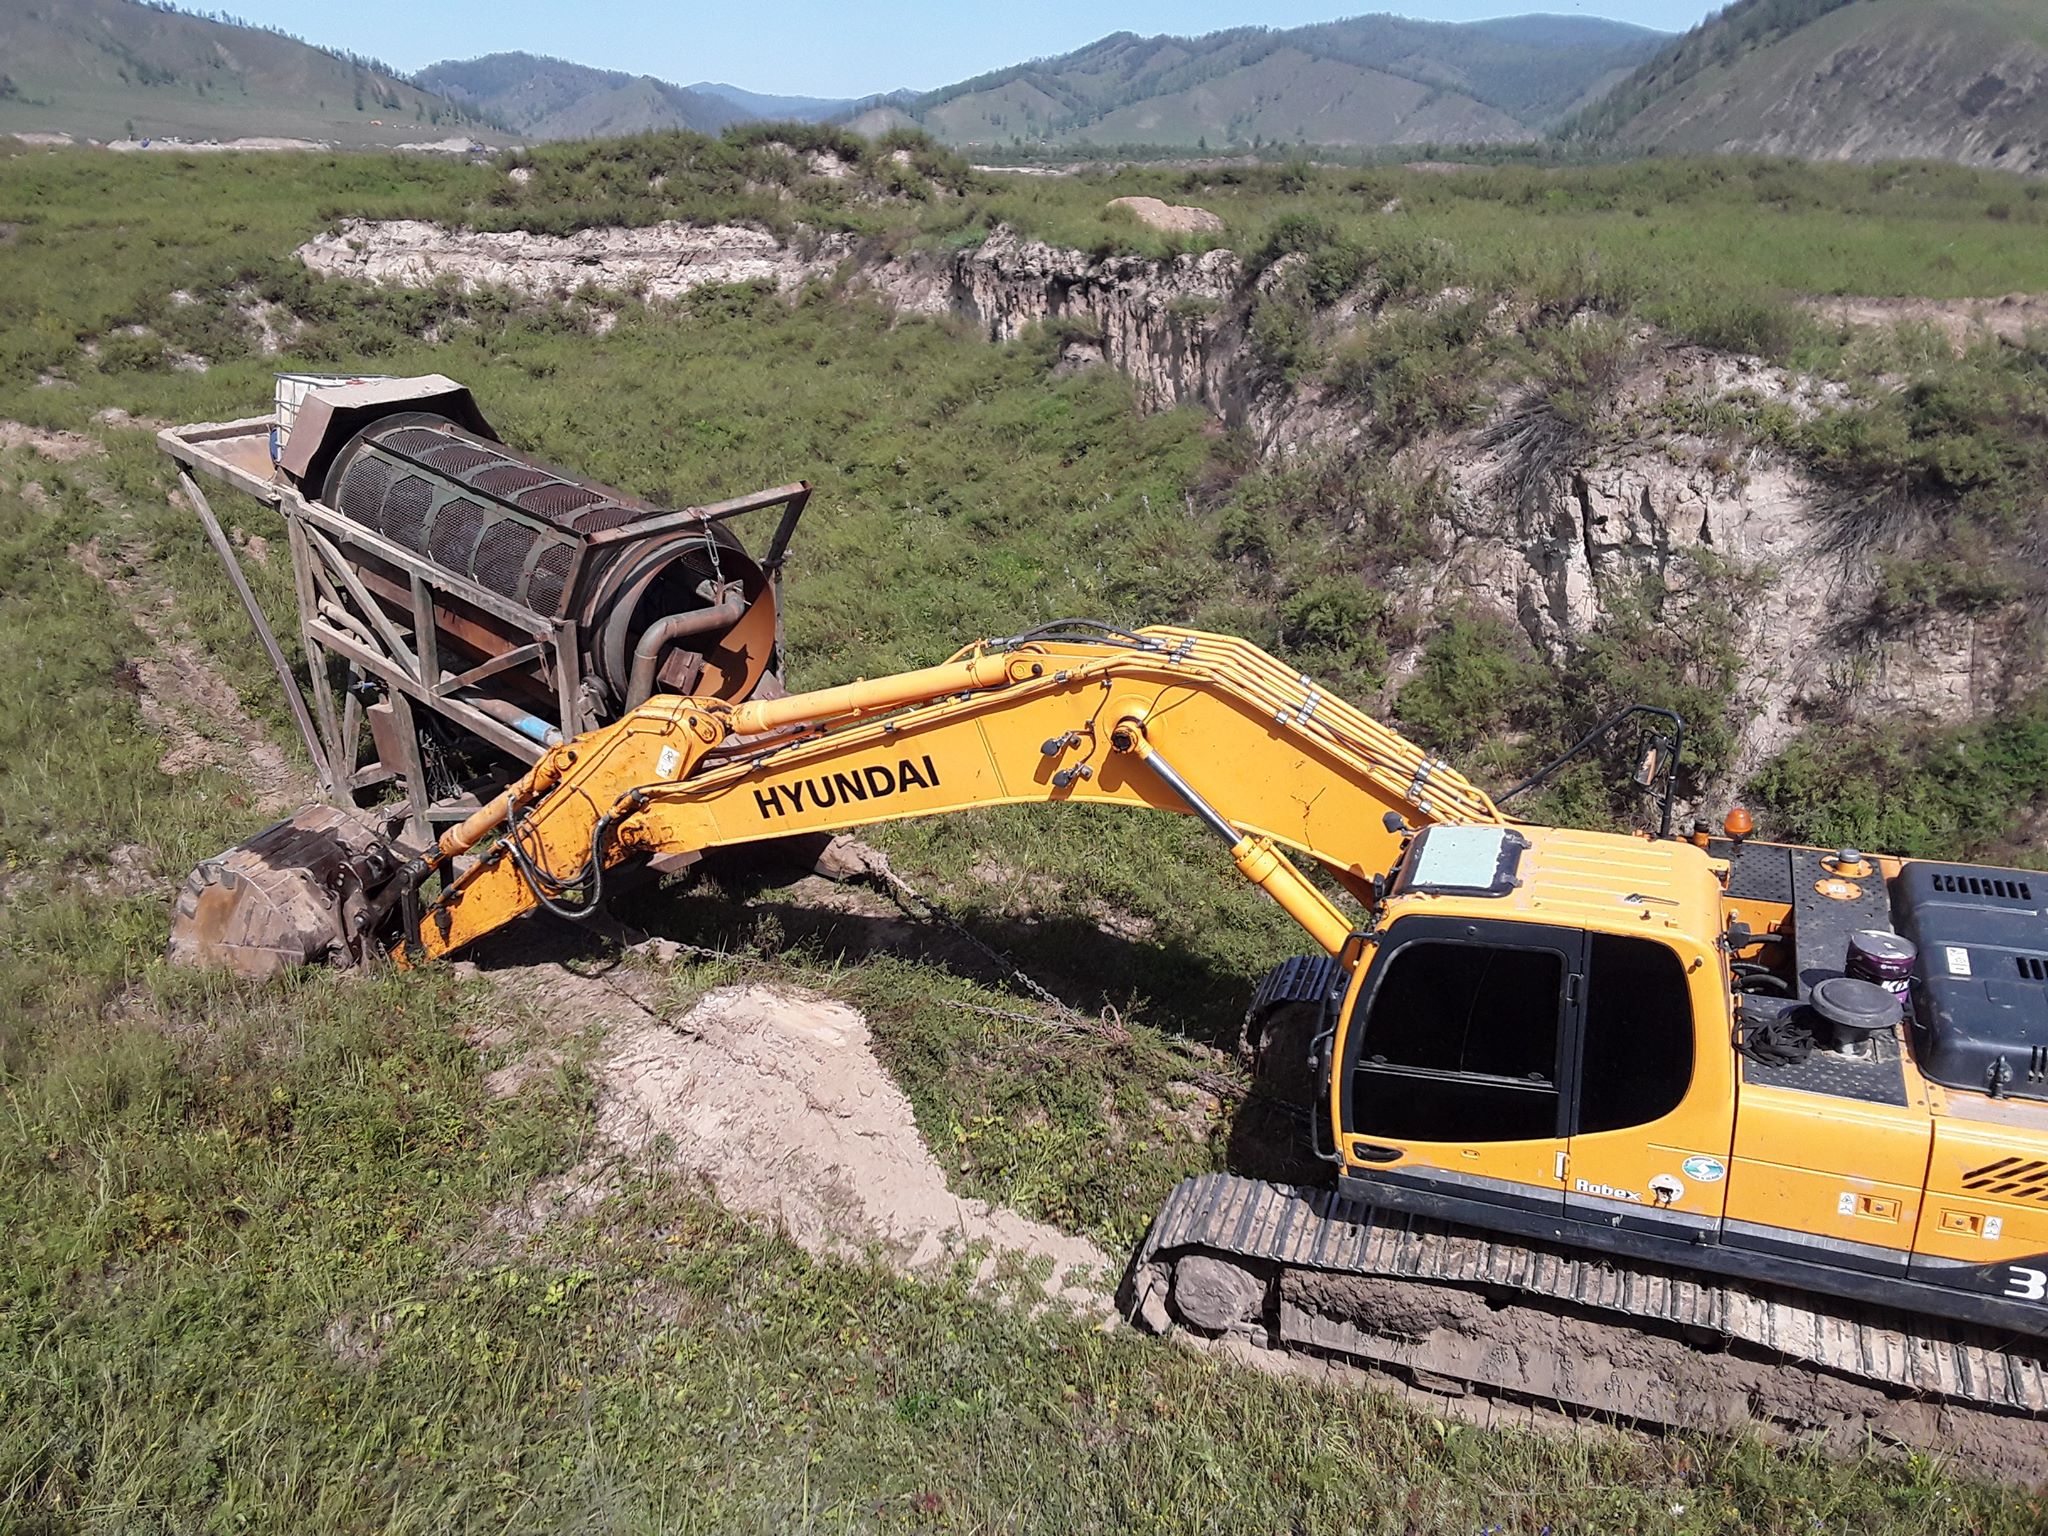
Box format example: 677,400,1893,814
1126,1174,2048,1478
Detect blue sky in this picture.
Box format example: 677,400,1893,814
224,1,1728,100
225,1,1724,99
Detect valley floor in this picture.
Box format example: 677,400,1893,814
2,136,2045,1532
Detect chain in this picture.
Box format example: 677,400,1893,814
567,850,1240,1096
864,858,1087,1023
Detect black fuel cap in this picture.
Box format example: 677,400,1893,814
1811,975,1901,1045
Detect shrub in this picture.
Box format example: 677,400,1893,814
1649,289,1800,357
1248,293,1316,378
1792,340,2048,611
1394,610,1553,761
1327,303,1494,444
97,329,168,372
1751,698,2048,862
1280,576,1389,688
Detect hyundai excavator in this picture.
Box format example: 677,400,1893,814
174,620,2048,1462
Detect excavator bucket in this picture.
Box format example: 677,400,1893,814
168,805,401,981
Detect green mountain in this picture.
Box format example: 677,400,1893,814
859,13,1668,152
416,53,751,142
0,0,500,146
686,81,865,123
1565,0,2048,174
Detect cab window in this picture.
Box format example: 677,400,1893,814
1352,941,1564,1143
1577,933,1693,1133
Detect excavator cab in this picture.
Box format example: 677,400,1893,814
1325,824,1730,1248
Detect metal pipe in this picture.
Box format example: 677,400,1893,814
624,590,748,709
727,652,1020,737
179,470,335,795
454,691,563,748
1114,724,1239,841
316,596,378,649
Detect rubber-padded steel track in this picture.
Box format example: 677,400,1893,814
1136,1173,2048,1414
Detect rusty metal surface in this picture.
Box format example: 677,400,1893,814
319,411,790,712
168,805,395,980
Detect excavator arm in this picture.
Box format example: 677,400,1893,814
401,623,1502,964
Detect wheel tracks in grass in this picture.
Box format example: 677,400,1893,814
67,532,313,815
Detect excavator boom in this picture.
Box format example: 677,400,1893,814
171,616,2048,1470
406,623,1500,964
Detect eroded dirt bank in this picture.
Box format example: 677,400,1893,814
296,218,2042,799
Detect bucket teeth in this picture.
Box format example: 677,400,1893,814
167,804,397,980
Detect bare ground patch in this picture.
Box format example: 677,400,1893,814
70,535,313,813
1810,292,2048,352
0,420,101,460
473,948,1112,1309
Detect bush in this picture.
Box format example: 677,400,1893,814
1792,340,2048,611
1751,698,2048,861
1649,289,1801,357
1248,293,1316,377
1394,610,1553,761
1280,576,1389,688
1327,303,1494,444
96,329,167,372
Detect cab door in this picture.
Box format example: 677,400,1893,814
1339,916,1582,1229
1562,931,1730,1241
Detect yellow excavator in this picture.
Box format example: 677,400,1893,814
174,616,2048,1460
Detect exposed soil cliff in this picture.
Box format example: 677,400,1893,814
298,218,2035,795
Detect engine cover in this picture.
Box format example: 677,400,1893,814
1891,861,2048,1100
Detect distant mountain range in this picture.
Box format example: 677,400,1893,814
4,0,2044,175
417,55,766,141
1565,0,2048,175
0,0,500,146
687,81,870,123
846,14,1668,150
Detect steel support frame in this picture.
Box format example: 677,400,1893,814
162,418,804,841
280,484,582,834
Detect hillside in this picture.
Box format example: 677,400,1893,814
869,13,1666,152
1567,0,2048,173
0,0,499,147
416,53,750,141
687,81,865,123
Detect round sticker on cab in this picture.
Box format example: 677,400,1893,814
1681,1155,1727,1183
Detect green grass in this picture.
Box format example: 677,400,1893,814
3,137,2048,1529
1752,698,2048,867
9,448,2042,1532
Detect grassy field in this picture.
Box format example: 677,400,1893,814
3,135,2048,1530
4,451,2043,1533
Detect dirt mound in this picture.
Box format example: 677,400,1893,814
0,420,100,460
486,958,1112,1308
1107,196,1224,235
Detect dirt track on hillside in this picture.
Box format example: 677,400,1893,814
70,533,311,814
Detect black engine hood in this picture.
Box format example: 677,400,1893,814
1892,861,2048,1101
